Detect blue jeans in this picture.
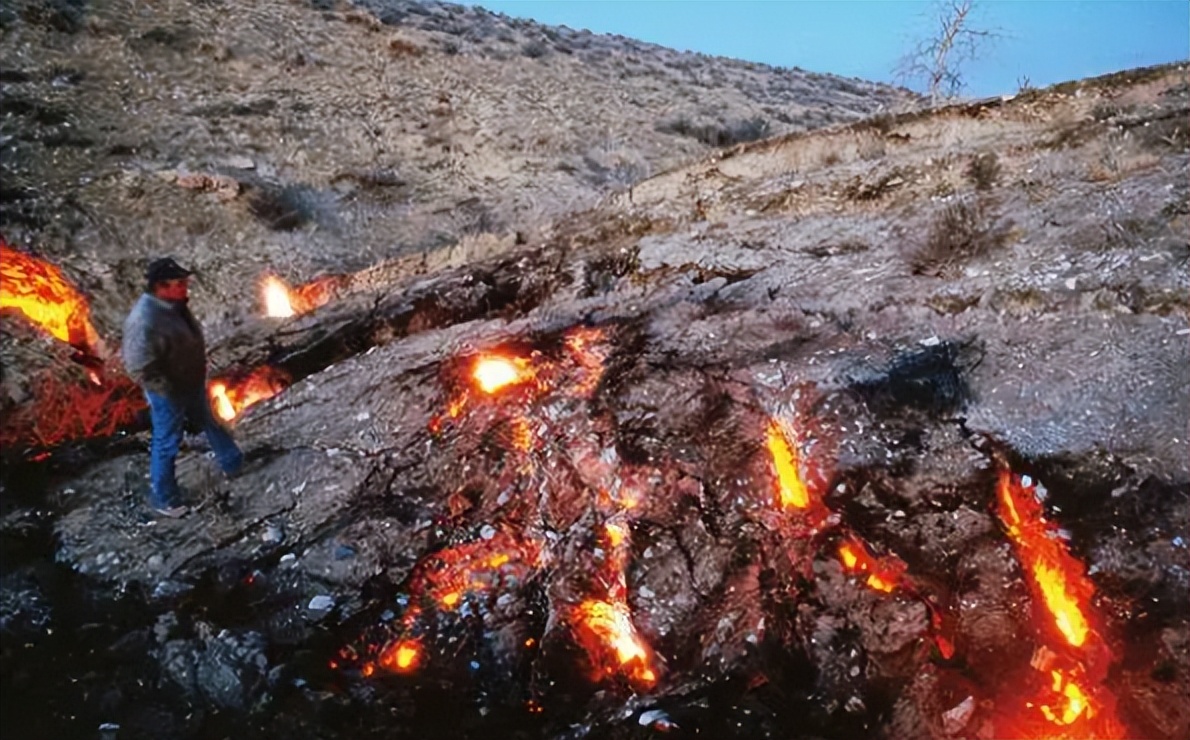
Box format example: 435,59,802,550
146,389,243,508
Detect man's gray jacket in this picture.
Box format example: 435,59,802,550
121,293,207,399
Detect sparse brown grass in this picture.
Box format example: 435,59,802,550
909,198,1015,276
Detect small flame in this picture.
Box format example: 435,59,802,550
605,522,627,548
209,381,236,421
766,419,812,510
0,241,100,353
207,366,291,422
837,537,904,593
1040,670,1092,725
473,355,531,394
574,599,657,687
378,638,422,674
262,275,295,318
261,273,343,318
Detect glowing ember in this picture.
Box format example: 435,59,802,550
378,638,422,674
342,534,541,679
1041,670,1092,725
837,536,905,593
510,415,534,452
0,241,100,352
262,275,295,318
996,471,1094,649
573,599,657,688
563,326,610,398
208,366,291,421
604,522,627,549
766,419,812,510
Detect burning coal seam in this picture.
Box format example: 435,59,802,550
2,241,1141,736
327,325,1134,739
333,327,669,691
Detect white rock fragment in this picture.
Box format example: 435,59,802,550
942,696,976,734
308,595,335,611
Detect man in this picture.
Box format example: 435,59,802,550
122,257,242,517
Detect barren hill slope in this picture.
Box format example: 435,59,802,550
0,0,905,331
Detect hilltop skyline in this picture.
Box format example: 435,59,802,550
475,0,1190,97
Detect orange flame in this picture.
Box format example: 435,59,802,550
766,421,823,525
377,638,422,674
837,536,905,593
994,470,1125,739
0,241,100,352
208,366,291,421
1040,669,1093,726
261,273,343,318
996,471,1094,649
573,599,657,688
473,355,533,394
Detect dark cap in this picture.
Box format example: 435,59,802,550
145,257,193,285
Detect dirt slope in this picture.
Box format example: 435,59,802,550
0,0,906,335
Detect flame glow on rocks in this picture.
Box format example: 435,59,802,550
571,520,658,689
573,599,657,688
994,469,1125,739
0,240,100,353
348,532,541,678
208,366,292,422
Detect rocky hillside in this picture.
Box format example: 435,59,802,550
0,0,906,334
2,55,1188,740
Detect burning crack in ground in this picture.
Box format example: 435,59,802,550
3,244,1169,737
325,324,1152,739
991,468,1125,739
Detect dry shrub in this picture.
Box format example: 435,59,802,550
965,152,1001,191
910,198,1015,276
387,36,423,58
842,167,910,202
856,132,886,161
1135,115,1190,152
1042,120,1105,150
655,115,771,148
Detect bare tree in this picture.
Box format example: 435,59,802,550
895,0,1001,104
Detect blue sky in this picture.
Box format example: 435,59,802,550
472,1,1189,97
